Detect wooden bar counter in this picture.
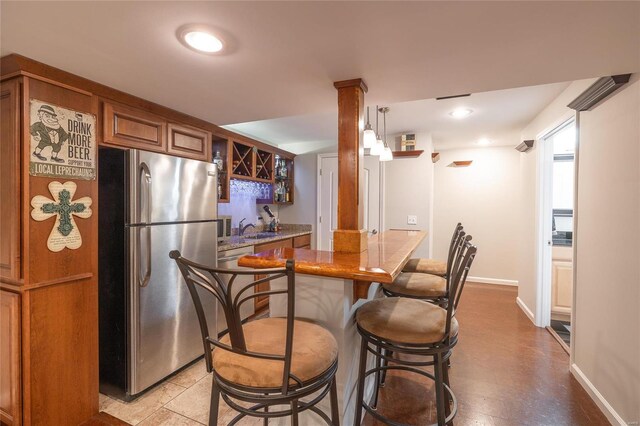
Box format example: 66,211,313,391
238,229,427,425
238,229,427,283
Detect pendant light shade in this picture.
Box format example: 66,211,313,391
380,146,393,161
363,106,376,149
370,138,384,156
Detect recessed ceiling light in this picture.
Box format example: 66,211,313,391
178,25,224,54
449,108,473,119
477,138,492,146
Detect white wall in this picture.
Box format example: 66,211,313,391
383,133,434,258
433,147,520,282
573,76,640,424
277,152,318,248
518,79,596,317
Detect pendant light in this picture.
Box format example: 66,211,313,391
363,106,376,149
370,105,385,156
379,107,393,162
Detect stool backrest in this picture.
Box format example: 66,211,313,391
170,250,297,393
444,236,477,339
446,223,465,278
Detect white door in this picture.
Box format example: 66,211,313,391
318,154,381,251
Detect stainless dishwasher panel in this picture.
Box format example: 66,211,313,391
216,246,255,335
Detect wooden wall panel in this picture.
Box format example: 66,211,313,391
26,78,97,285
0,78,22,283
20,77,99,424
0,290,21,426
26,278,98,425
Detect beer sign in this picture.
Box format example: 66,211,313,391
29,99,96,180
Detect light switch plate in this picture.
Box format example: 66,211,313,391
407,215,418,225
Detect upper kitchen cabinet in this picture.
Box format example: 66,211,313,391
212,133,230,202
255,149,274,182
274,155,294,204
167,123,211,161
102,101,167,153
231,140,255,179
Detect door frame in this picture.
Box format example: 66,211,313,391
535,115,577,333
316,153,385,251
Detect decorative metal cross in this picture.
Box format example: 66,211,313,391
41,189,86,236
31,181,93,252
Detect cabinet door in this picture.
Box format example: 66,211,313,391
293,234,311,249
551,261,573,315
253,239,293,312
0,291,21,426
0,79,21,282
167,123,211,161
102,101,166,152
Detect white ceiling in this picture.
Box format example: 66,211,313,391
227,81,571,152
2,2,638,128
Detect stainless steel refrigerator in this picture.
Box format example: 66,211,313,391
98,147,218,400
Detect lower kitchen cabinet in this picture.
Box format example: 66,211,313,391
0,290,21,426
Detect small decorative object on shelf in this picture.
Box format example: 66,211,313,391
213,150,224,172
401,133,416,151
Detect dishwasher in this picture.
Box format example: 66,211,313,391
216,246,255,335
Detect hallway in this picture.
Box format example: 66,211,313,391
363,283,609,425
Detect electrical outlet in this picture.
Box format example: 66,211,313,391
407,215,418,225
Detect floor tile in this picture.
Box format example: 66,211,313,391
168,359,209,388
101,382,186,425
138,408,203,425
164,374,220,424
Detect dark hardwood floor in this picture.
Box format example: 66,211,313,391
363,283,609,426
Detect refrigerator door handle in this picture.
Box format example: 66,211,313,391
139,162,152,287
140,162,152,224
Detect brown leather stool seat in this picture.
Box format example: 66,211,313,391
382,272,447,298
214,317,338,388
356,297,458,345
402,258,447,276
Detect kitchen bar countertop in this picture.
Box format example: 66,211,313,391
218,224,312,252
238,229,427,283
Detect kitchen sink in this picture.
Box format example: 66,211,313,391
243,232,277,240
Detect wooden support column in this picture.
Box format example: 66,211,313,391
333,78,368,253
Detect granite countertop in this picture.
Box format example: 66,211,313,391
218,224,312,252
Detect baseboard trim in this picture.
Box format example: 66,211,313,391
570,363,628,426
516,296,536,324
468,276,518,287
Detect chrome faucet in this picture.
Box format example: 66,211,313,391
238,218,256,236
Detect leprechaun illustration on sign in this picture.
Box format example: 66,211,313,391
30,103,70,163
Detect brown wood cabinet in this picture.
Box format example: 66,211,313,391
253,238,294,312
293,234,311,249
0,290,21,426
167,122,211,161
0,79,21,283
102,100,167,152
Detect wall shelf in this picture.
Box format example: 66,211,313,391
392,150,424,158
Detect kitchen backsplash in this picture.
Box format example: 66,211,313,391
218,179,279,230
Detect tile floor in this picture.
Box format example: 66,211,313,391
100,283,609,426
100,359,273,425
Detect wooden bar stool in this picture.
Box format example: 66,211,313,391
402,223,464,276
171,252,340,426
353,240,477,426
